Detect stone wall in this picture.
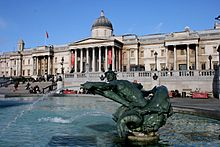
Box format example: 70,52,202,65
64,70,216,96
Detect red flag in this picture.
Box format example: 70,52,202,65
71,53,75,65
46,31,49,38
108,49,112,64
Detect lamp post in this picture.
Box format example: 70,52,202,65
208,55,212,70
154,51,158,71
61,57,64,74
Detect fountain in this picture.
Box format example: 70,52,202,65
0,71,220,146
81,70,173,145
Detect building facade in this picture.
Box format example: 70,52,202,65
1,11,220,78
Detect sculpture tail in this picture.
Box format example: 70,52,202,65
117,110,143,138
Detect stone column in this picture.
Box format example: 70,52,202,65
174,45,177,70
165,46,168,68
86,48,89,64
36,57,39,75
74,49,78,73
92,47,95,72
119,48,121,72
112,46,115,71
48,56,51,74
187,45,190,70
80,49,83,72
127,49,130,71
44,56,46,75
105,46,108,71
98,47,101,72
195,44,199,70
32,57,35,75
16,58,19,76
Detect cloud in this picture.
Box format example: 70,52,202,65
154,22,163,33
0,17,7,29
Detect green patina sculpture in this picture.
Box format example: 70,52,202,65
81,70,173,142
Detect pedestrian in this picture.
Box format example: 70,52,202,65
14,81,19,91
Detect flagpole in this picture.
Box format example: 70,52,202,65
45,31,49,46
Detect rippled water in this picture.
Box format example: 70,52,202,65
0,96,219,146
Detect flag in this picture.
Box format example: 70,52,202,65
46,31,49,39
108,49,112,64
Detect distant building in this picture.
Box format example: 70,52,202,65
0,10,220,77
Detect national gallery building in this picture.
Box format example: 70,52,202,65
1,11,220,78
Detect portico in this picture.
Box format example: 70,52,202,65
165,43,199,70
165,29,199,70
69,38,123,73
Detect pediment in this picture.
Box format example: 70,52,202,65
69,38,112,46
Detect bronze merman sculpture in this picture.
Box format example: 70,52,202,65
81,70,173,144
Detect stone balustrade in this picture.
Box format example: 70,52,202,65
64,70,216,95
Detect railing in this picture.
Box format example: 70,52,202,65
42,82,57,94
0,79,13,88
65,70,215,80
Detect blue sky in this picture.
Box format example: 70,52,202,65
0,0,219,52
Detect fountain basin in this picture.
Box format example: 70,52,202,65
0,95,219,146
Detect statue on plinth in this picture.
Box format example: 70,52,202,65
81,70,173,145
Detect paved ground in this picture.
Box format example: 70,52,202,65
170,97,220,120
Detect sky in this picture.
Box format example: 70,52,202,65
0,0,220,53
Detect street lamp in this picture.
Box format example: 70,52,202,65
154,51,158,71
208,55,212,70
61,57,64,74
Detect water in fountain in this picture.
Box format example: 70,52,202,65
0,94,219,146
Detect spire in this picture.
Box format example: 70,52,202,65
101,10,104,17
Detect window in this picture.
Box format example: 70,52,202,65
28,59,30,65
27,69,30,76
13,70,16,76
14,60,16,65
23,59,25,65
180,49,185,55
213,46,217,53
22,70,25,76
55,57,57,63
201,63,206,70
201,47,205,54
161,50,164,56
131,50,134,57
150,64,155,71
160,63,166,70
140,51,144,57
151,50,154,57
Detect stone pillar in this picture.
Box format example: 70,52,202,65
80,49,83,72
119,48,121,72
165,46,168,68
48,56,51,74
74,49,78,73
86,48,89,64
16,58,19,76
195,44,199,70
187,45,190,70
92,47,95,72
44,56,46,75
98,47,101,72
36,57,39,75
174,45,177,70
32,57,35,75
105,46,108,71
112,46,115,71
127,49,130,71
